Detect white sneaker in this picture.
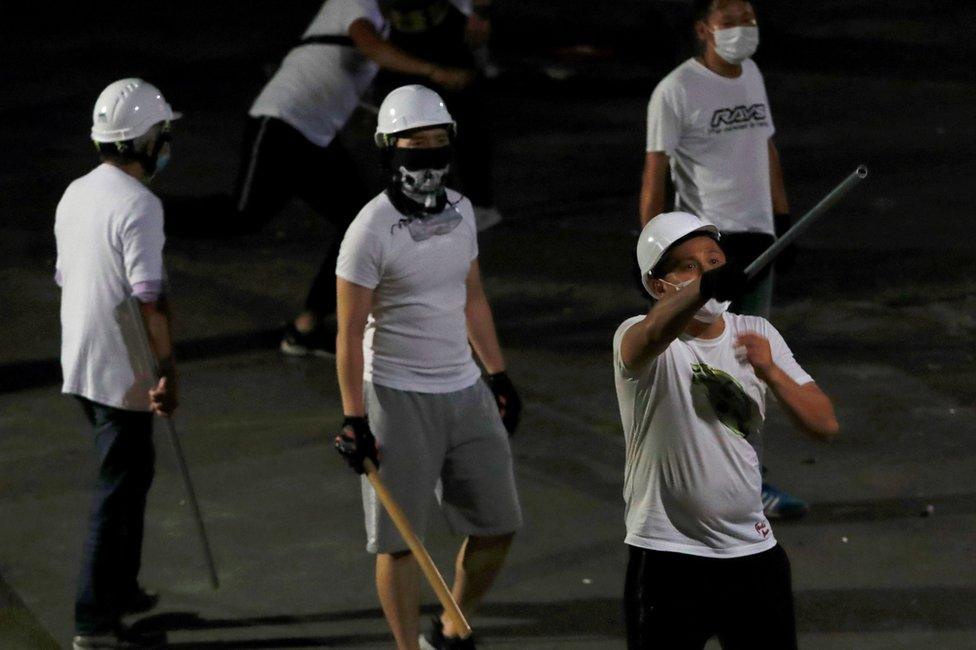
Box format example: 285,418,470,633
473,206,503,232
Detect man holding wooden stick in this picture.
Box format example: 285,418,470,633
333,84,522,650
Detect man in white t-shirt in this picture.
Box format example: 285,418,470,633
231,0,474,357
56,78,179,650
640,0,790,316
614,212,838,648
333,85,521,650
640,0,805,518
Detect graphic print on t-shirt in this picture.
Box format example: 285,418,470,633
709,103,769,134
690,363,761,438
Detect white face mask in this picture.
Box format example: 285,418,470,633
711,25,759,64
652,277,730,323
693,298,731,323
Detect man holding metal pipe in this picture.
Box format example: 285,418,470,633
639,0,805,518
55,78,177,649
615,212,839,648
333,85,521,650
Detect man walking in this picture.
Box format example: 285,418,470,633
237,0,472,356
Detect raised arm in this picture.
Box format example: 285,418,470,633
620,275,706,370
621,261,747,371
348,18,473,91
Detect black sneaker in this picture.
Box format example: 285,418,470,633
419,616,476,649
280,323,335,358
122,587,160,615
72,624,166,649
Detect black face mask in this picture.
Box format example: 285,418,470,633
387,145,452,213
389,146,452,173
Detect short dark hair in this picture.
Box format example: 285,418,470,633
692,0,755,24
692,0,716,24
650,231,721,279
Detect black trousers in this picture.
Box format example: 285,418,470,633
233,116,370,317
624,544,797,650
74,398,155,634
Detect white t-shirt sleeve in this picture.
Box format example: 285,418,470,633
120,194,165,287
761,320,813,386
450,0,473,15
334,0,385,34
336,220,384,289
646,80,682,154
613,316,649,381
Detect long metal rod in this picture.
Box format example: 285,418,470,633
745,165,869,279
127,298,220,590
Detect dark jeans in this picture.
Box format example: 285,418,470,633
624,544,797,649
74,398,155,634
375,3,495,207
233,116,370,317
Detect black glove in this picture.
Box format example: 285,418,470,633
773,213,797,274
334,416,379,474
699,264,749,303
485,371,522,435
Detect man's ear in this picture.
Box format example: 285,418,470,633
694,19,711,46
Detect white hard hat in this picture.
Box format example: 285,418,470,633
636,211,719,294
374,84,455,147
91,78,181,143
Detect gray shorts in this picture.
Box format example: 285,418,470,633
362,380,523,554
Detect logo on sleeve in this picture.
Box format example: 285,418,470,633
710,103,768,134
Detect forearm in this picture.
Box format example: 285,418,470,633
356,37,437,79
639,153,669,225
466,293,505,374
337,330,366,416
621,283,705,369
139,298,175,375
769,140,790,214
761,366,839,440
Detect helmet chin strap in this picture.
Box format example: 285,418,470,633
137,131,170,178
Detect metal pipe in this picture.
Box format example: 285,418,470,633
745,165,869,279
126,298,220,590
